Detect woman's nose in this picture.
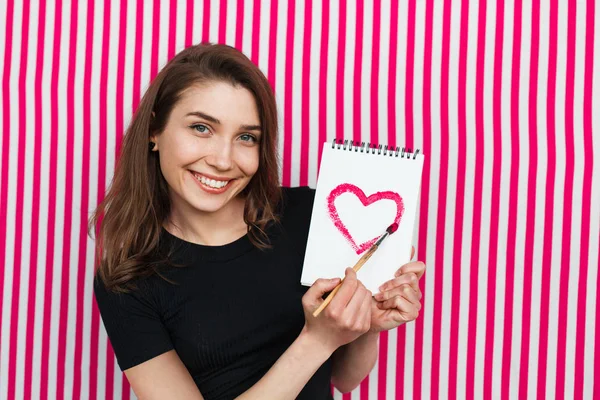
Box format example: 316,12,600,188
205,140,234,171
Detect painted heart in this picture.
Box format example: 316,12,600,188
326,183,405,254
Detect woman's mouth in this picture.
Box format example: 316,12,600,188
190,171,233,194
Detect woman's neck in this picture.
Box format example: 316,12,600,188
164,195,248,246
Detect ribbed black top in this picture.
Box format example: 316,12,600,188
94,187,334,400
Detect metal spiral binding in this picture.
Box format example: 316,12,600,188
331,138,421,159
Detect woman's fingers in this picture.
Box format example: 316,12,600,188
378,272,420,294
328,268,358,311
378,295,420,322
395,261,426,279
376,285,421,308
343,280,371,317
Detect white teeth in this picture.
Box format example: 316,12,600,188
193,173,229,189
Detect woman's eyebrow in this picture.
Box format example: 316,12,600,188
185,111,261,131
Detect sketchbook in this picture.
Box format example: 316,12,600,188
301,139,425,294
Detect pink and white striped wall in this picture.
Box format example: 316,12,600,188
1,0,598,399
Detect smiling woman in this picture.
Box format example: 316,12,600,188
89,43,413,400
151,82,263,221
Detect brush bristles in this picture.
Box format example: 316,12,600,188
387,223,399,234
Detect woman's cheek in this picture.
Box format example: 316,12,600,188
236,147,260,176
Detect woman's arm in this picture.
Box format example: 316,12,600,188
125,328,336,400
330,331,379,393
235,327,335,399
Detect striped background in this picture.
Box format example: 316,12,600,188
1,0,598,399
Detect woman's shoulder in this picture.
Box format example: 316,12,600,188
276,186,316,254
279,186,316,218
280,185,316,205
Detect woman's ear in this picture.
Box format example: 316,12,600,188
149,130,159,151
150,112,159,151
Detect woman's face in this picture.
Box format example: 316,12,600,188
152,81,262,216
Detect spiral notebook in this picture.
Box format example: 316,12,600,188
301,139,425,294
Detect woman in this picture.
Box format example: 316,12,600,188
91,43,425,400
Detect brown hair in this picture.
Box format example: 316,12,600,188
89,43,282,293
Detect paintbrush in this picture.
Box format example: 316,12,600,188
312,222,399,317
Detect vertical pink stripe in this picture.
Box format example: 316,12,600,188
218,0,227,43
335,0,346,143
574,1,595,398
250,0,261,65
404,0,416,151
267,0,278,91
369,0,381,148
518,0,540,398
185,0,194,47
132,0,144,112
0,0,14,351
116,0,129,192
595,234,600,396
317,0,329,171
0,3,14,391
413,0,431,397
465,2,487,399
448,1,470,398
377,330,389,400
22,0,46,399
501,1,522,399
202,0,211,43
537,0,558,397
483,0,505,397
234,0,244,51
386,0,399,151
555,1,577,397
7,0,30,398
71,1,95,398
299,0,312,186
282,0,295,187
150,0,161,83
89,1,112,398
168,0,177,59
538,0,558,391
56,0,79,397
40,0,62,397
352,0,364,147
430,0,452,397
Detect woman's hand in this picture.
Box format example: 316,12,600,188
369,246,425,333
301,268,373,355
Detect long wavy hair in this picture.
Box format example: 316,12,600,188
89,43,282,293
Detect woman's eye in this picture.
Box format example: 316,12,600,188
239,133,258,143
191,124,209,134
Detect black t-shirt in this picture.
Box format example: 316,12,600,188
93,186,334,400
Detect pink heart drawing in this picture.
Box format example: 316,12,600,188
326,183,405,254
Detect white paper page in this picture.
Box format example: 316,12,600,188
301,143,425,293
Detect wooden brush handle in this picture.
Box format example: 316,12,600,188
312,245,379,318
